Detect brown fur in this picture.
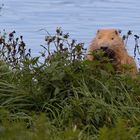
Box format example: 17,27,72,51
86,29,138,75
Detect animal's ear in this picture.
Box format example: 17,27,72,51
97,29,100,34
114,30,119,35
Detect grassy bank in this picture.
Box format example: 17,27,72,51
0,28,139,140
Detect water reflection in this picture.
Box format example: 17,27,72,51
0,0,140,57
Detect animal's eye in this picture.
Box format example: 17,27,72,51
98,36,101,39
111,37,114,40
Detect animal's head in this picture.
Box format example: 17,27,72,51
92,29,124,51
87,29,126,61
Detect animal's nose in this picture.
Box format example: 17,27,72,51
100,46,108,50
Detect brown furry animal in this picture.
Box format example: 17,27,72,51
86,29,138,75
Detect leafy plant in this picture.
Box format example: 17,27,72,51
0,28,139,139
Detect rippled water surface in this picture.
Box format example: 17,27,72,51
0,0,140,56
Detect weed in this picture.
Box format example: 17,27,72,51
0,28,139,139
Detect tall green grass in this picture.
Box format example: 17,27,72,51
0,28,139,139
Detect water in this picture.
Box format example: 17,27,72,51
0,0,140,58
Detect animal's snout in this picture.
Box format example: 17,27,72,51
100,46,108,51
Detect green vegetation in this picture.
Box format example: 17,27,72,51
0,28,139,140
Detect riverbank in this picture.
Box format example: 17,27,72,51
0,29,139,140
